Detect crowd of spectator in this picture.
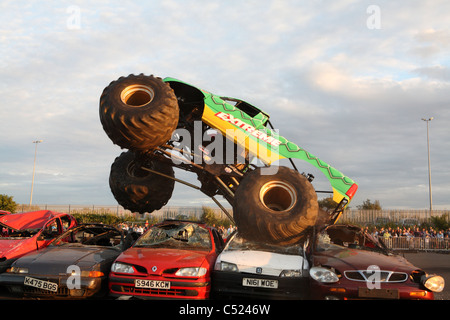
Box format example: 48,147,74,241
366,225,450,240
119,221,149,234
216,224,236,238
363,225,450,250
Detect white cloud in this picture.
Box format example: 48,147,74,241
1,0,450,210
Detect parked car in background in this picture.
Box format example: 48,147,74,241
0,211,10,216
212,232,310,299
309,224,445,300
109,220,225,299
0,210,77,273
0,223,126,299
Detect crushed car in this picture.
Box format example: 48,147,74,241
0,210,77,273
99,74,358,245
0,223,126,299
109,220,225,299
309,224,445,300
212,232,310,300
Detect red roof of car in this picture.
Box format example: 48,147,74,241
0,210,65,230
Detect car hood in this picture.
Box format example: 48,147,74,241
0,239,28,252
13,245,121,274
0,238,35,260
217,250,307,277
0,210,56,230
117,247,210,274
313,246,418,273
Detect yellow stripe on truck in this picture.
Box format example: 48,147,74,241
202,106,285,164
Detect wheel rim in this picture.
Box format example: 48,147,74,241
259,181,297,212
121,84,155,107
127,161,150,178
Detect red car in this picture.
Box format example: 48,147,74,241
109,220,225,299
0,210,77,273
309,225,445,300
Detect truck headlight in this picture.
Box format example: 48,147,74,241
310,267,339,283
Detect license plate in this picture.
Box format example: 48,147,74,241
358,287,399,299
242,278,278,289
135,279,171,289
24,276,58,292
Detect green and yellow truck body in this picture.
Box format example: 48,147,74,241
163,77,358,211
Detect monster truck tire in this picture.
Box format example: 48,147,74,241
100,74,179,151
233,166,318,245
109,151,175,214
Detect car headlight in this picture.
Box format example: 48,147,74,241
7,267,29,274
215,261,239,272
111,262,135,274
423,275,445,292
280,270,302,277
310,266,339,283
175,267,207,277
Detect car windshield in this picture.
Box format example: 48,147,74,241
316,225,387,254
134,222,211,251
226,234,304,256
52,225,122,247
0,224,40,239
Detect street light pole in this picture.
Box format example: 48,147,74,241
421,118,433,211
30,140,43,207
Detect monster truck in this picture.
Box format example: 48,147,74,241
99,74,358,245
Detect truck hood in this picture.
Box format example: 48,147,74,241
218,250,307,277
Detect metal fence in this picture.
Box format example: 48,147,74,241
381,237,450,252
338,209,450,225
18,204,228,221
20,205,450,225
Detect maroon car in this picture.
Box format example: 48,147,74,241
309,224,445,300
0,210,77,273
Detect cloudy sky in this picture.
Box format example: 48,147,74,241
1,0,449,211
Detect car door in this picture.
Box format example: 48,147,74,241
35,218,63,249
